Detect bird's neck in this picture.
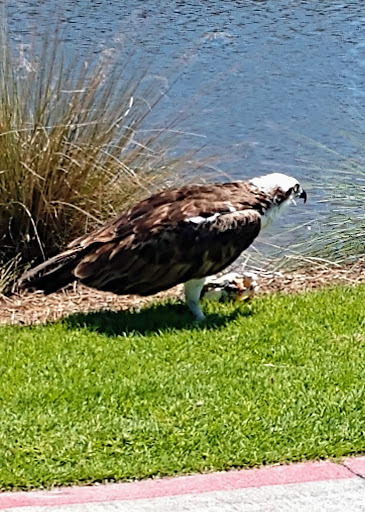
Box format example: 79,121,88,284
260,199,291,230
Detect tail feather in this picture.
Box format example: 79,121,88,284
18,248,85,294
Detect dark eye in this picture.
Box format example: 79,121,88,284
293,184,300,194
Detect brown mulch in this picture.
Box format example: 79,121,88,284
1,258,364,326
0,285,183,327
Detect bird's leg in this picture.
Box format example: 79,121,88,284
184,278,206,322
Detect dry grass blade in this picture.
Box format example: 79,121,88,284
0,22,206,292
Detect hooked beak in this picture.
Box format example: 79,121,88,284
299,189,307,203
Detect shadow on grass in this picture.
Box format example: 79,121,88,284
64,301,250,336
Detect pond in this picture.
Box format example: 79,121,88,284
4,0,365,261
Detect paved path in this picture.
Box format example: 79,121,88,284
1,457,365,512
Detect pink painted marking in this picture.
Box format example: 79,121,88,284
0,460,354,509
344,456,365,478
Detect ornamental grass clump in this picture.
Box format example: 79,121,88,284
310,155,365,260
288,138,365,264
0,30,194,288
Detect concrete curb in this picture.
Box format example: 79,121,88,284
1,456,365,510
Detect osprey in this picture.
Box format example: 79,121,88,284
19,173,307,321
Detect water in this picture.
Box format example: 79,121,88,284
4,0,365,257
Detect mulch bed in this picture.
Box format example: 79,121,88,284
1,258,364,326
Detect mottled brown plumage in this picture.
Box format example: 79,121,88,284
18,173,307,320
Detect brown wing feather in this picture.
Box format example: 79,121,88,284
74,209,261,296
19,181,265,295
68,181,266,248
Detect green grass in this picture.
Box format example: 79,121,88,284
1,285,365,490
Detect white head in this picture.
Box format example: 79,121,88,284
249,173,307,229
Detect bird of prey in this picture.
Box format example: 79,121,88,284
19,173,307,321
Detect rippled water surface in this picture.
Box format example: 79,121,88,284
4,1,365,249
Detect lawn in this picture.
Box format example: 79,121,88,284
1,284,365,490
